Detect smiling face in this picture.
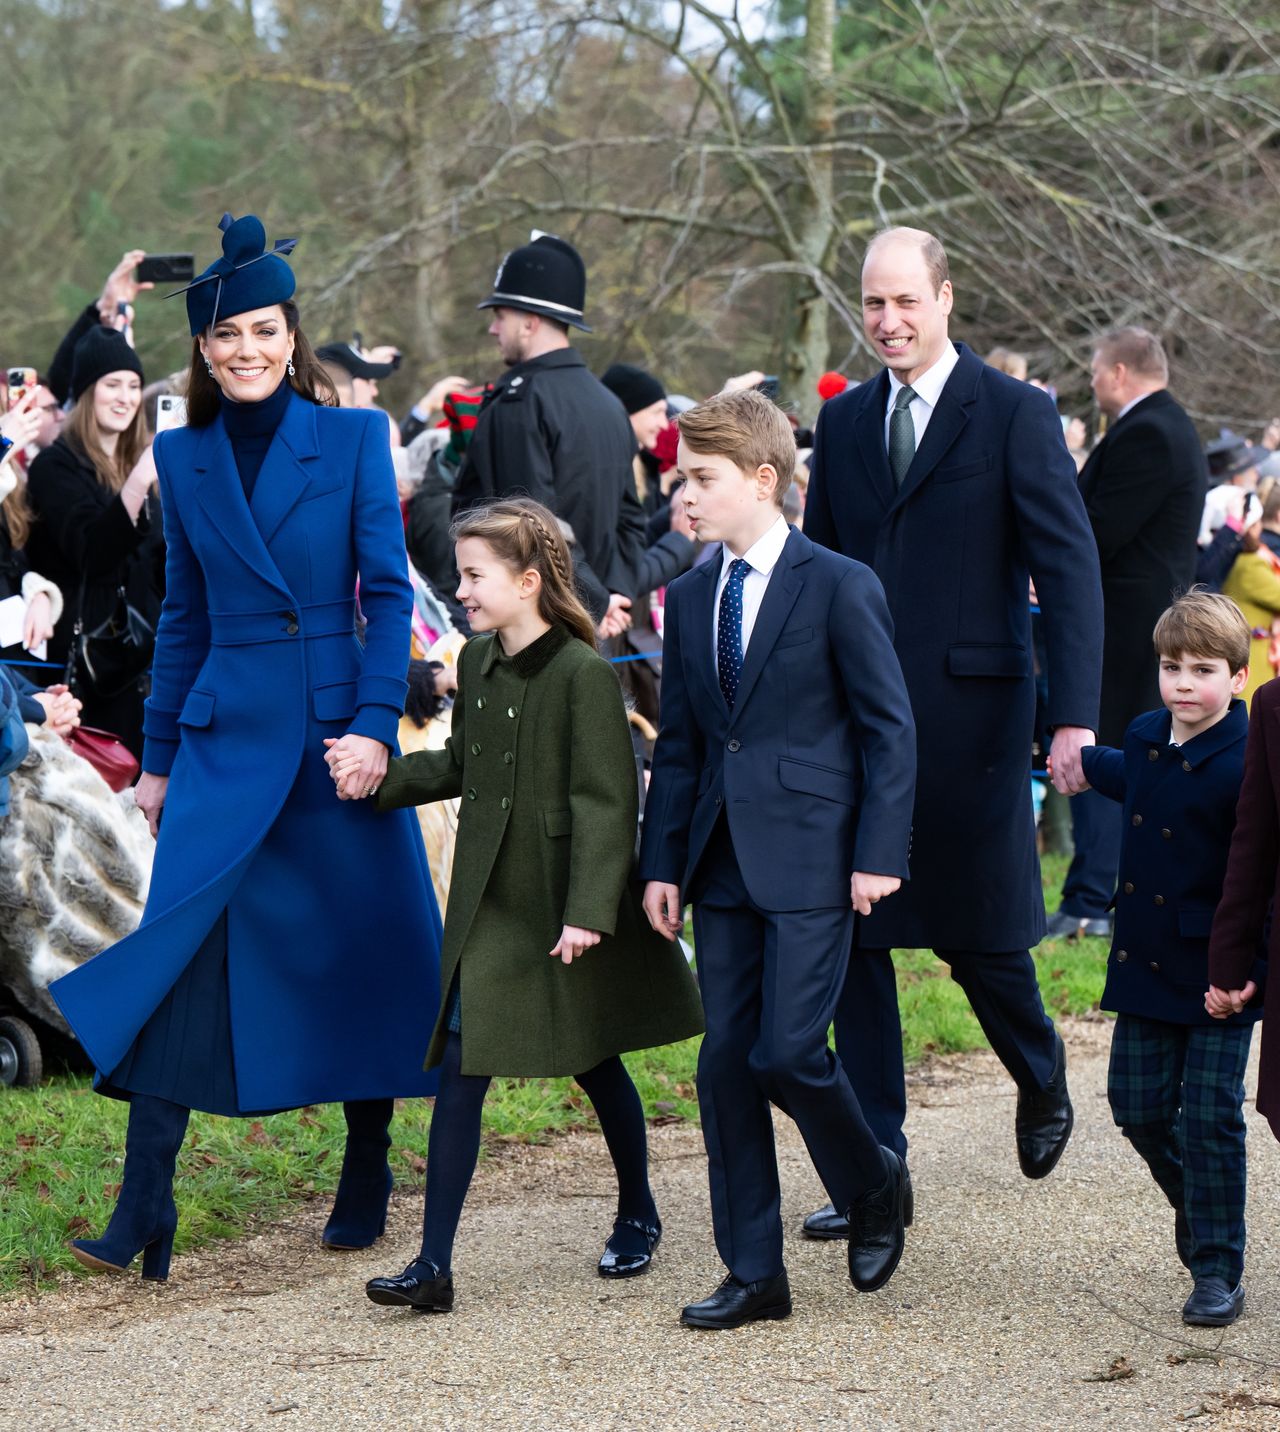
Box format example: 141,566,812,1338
199,305,294,403
454,535,540,634
861,237,953,386
91,371,142,435
1158,650,1247,742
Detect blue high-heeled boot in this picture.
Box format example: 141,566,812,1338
322,1098,394,1250
71,1094,190,1281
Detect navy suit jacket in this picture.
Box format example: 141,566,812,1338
1083,701,1262,1026
805,343,1103,950
638,527,916,912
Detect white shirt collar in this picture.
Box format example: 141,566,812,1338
721,514,791,579
886,341,960,411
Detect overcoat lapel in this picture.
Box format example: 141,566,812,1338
730,533,805,722
193,418,293,600
854,370,896,511
250,393,334,547
687,558,730,718
889,352,979,512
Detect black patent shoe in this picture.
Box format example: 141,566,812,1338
680,1272,792,1330
365,1259,454,1313
1016,1034,1074,1180
846,1149,907,1293
1182,1276,1244,1327
803,1164,914,1239
598,1216,662,1279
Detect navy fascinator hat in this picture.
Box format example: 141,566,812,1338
169,213,298,336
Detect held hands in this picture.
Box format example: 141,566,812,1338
642,882,685,942
550,925,601,965
851,872,902,917
1206,982,1256,1019
33,683,81,738
135,772,169,839
1048,726,1094,796
323,734,390,801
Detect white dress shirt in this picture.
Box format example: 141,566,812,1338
712,515,791,670
883,341,961,457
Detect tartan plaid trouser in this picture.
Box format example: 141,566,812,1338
1107,1013,1252,1283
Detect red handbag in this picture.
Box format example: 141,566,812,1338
65,725,140,793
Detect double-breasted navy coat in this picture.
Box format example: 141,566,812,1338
1083,702,1262,1026
804,344,1103,952
50,394,442,1112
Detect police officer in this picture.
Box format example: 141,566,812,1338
454,233,642,632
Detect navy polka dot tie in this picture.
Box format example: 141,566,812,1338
717,557,751,709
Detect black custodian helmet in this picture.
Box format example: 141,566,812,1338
477,232,591,332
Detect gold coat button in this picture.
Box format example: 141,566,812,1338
1123,881,1134,895
1154,894,1165,906
1132,815,1143,827
1148,749,1160,761
1116,950,1128,962
1162,828,1172,839
1182,760,1192,772
1149,961,1160,972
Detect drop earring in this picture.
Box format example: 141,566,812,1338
287,358,296,377
204,359,214,377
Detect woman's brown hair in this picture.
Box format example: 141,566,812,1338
450,498,597,647
183,300,336,427
64,384,149,493
2,482,32,548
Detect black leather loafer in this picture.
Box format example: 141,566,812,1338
598,1216,662,1278
846,1149,907,1293
365,1260,454,1313
680,1272,792,1329
1182,1276,1244,1327
803,1163,914,1239
1016,1034,1074,1179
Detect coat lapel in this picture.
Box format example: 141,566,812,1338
854,371,896,511
687,556,729,718
730,529,806,722
193,418,293,599
888,345,979,513
249,392,333,547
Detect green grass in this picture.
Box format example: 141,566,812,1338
0,852,1106,1296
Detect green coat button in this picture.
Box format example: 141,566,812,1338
477,697,486,710
504,751,514,764
467,788,477,800
507,705,518,718
472,743,482,755
501,796,511,810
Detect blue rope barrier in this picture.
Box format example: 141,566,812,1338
608,652,659,664
0,657,63,670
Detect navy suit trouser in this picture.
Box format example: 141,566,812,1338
1058,786,1123,920
691,818,886,1284
833,946,1060,1160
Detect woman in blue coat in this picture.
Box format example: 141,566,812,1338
49,214,442,1281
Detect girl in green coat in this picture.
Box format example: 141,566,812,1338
331,498,703,1313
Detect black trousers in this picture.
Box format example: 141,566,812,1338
833,944,1059,1159
691,818,884,1283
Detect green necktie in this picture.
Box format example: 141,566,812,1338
889,384,917,487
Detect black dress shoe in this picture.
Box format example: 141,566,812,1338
846,1149,907,1292
803,1163,914,1239
1182,1276,1244,1327
1175,1209,1195,1272
1016,1034,1074,1179
598,1216,662,1278
680,1272,792,1329
365,1259,454,1313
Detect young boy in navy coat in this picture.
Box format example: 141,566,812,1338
639,391,917,1329
1078,590,1262,1329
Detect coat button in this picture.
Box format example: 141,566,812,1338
1182,759,1192,772
507,705,518,718
727,738,741,752
466,788,477,800
1149,961,1160,972
1123,881,1134,895
503,751,514,764
1132,814,1143,827
286,623,299,635
500,796,511,810
1116,950,1128,962
1162,828,1172,839
1148,748,1160,761
1154,894,1165,906
472,743,482,755
477,697,486,710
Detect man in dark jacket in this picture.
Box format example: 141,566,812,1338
453,234,642,630
802,228,1103,1233
1048,328,1206,940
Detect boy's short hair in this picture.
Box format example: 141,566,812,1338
1153,588,1250,674
677,389,795,508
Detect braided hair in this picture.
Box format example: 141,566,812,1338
450,497,597,647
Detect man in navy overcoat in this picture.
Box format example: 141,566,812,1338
802,228,1103,1231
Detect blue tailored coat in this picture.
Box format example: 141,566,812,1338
805,343,1103,951
50,394,442,1111
1082,701,1263,1026
638,527,916,911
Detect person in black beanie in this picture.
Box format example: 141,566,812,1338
25,325,162,756
601,363,673,520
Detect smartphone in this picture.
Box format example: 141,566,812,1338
136,253,196,285
155,394,188,434
6,367,37,408
757,375,780,401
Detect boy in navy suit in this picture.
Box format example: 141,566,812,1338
1078,590,1260,1329
639,391,917,1329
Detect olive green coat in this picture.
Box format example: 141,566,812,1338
376,625,704,1076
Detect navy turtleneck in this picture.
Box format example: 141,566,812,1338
220,379,293,502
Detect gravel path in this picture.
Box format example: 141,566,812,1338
4,1017,1280,1431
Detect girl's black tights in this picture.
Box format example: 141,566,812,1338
415,1034,657,1273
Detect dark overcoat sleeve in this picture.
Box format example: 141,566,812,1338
1080,744,1126,802
1007,388,1103,733
376,651,468,810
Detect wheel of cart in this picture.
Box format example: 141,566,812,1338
0,1010,43,1087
